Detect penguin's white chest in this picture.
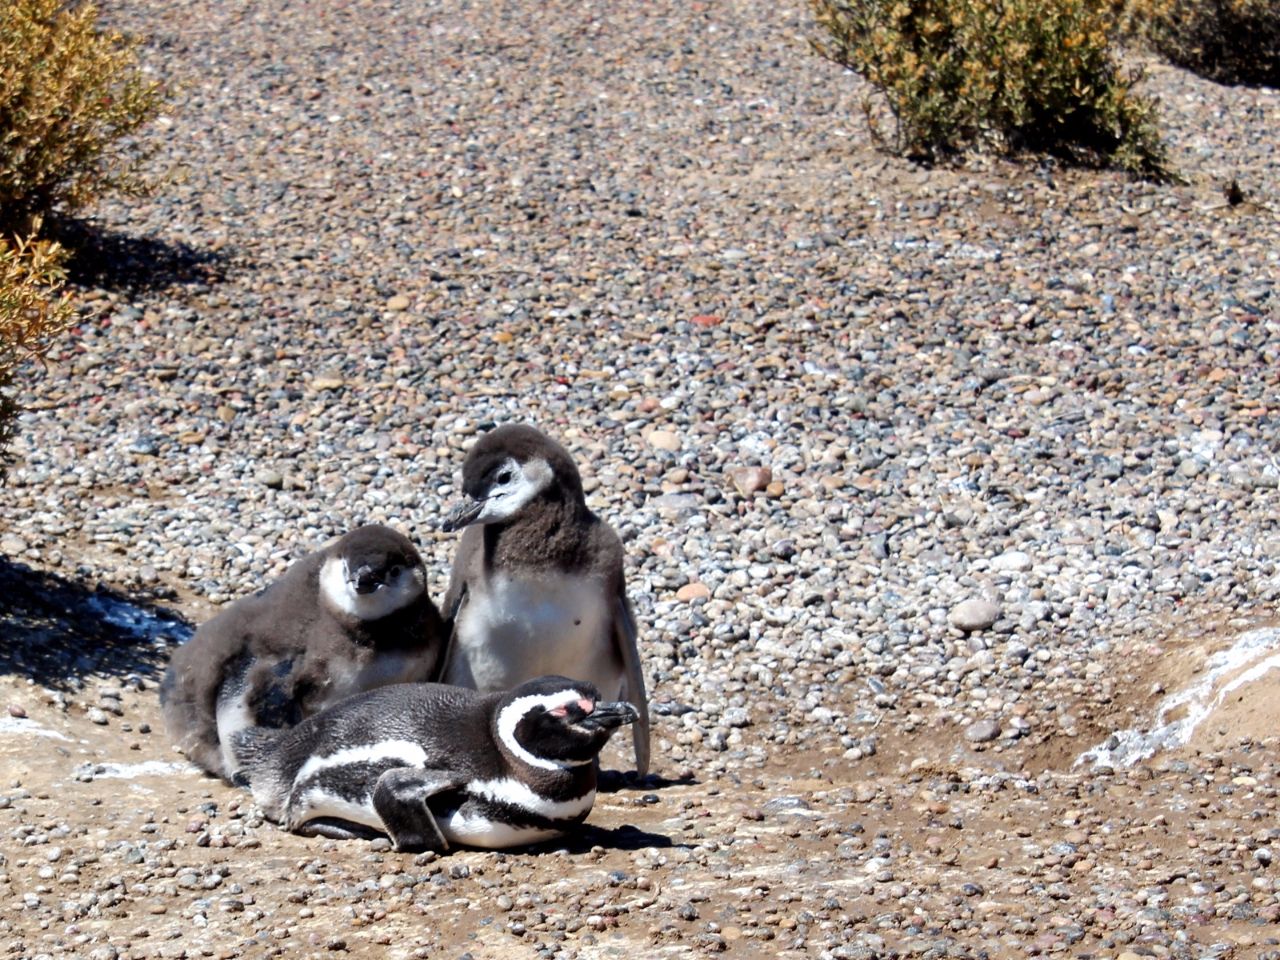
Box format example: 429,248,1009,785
440,779,595,849
449,573,618,695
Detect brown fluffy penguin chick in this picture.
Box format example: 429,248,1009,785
160,524,444,782
437,424,650,777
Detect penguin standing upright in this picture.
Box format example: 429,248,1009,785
231,675,638,851
436,424,650,777
160,524,445,782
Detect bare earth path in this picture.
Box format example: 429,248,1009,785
2,0,1279,958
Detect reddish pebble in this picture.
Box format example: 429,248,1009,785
676,582,711,602
728,466,773,496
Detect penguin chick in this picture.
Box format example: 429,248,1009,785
231,675,638,851
160,523,445,782
436,424,651,777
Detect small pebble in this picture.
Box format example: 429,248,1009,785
728,466,772,496
965,719,1001,743
676,582,711,602
949,599,1002,632
646,430,680,452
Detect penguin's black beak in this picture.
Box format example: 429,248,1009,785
441,497,485,532
351,565,383,595
579,701,639,731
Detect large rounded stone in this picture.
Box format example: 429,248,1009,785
965,719,1001,743
949,598,1001,632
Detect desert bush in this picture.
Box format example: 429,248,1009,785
1107,0,1163,38
1122,0,1279,86
810,0,1172,179
0,232,76,464
0,0,165,236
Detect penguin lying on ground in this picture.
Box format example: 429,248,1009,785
231,675,637,851
436,424,651,777
161,524,445,782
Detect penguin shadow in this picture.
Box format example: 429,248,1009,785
48,217,228,293
553,821,681,854
558,770,696,852
596,768,699,795
0,557,191,688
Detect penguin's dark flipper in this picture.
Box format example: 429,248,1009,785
614,595,651,778
250,656,303,728
432,583,468,683
372,767,465,852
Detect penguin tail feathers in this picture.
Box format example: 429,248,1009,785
228,725,278,775
227,726,293,817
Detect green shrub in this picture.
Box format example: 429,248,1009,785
810,0,1172,179
1127,0,1279,86
0,232,76,465
0,0,165,236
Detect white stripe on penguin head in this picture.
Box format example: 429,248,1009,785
473,457,554,525
495,689,596,772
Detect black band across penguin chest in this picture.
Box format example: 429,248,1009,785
435,772,598,849
282,740,432,830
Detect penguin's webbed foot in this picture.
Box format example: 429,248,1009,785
373,767,464,852
294,817,388,843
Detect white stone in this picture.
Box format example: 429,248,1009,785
949,598,1001,632
990,550,1033,573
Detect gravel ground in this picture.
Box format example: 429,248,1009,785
2,0,1279,957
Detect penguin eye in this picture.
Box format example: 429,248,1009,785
387,564,402,579
496,469,513,485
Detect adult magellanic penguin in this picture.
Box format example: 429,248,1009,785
160,524,445,782
436,424,650,777
231,675,638,851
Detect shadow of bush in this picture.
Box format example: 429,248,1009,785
0,556,190,688
46,218,229,294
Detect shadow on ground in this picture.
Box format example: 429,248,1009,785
562,822,679,853
598,769,698,794
0,556,191,687
48,218,229,293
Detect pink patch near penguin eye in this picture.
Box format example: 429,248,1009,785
577,698,595,713
550,706,569,717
